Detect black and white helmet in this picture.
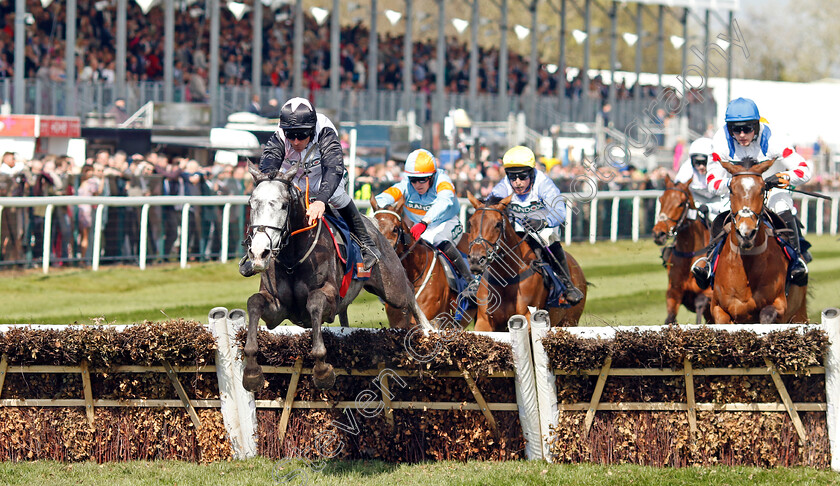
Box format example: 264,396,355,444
279,97,317,130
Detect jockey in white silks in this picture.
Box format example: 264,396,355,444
487,145,583,305
673,137,727,222
691,97,812,289
373,149,471,282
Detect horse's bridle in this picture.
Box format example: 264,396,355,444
729,172,766,229
657,187,693,237
243,179,296,260
467,206,527,273
372,209,422,262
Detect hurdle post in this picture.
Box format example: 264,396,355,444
823,307,840,471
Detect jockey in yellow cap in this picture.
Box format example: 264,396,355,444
487,145,583,305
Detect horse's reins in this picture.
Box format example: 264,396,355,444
467,206,529,278
372,209,436,292
727,171,775,256
657,187,694,238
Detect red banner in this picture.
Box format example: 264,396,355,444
39,116,81,138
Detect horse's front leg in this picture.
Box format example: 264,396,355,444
243,292,270,392
308,289,337,389
759,297,786,324
665,286,682,325
710,303,732,324
693,293,710,325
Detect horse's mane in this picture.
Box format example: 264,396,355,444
484,195,504,207
739,156,760,170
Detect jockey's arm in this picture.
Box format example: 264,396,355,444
773,145,812,186
422,178,457,223
258,132,286,173
705,158,731,197
535,176,567,227
314,126,344,204
374,182,405,208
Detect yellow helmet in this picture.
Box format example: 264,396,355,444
502,146,536,169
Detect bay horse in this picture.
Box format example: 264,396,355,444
711,158,808,323
463,193,586,331
241,163,433,390
652,175,712,325
370,196,475,328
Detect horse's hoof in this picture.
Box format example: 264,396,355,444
243,367,265,392
312,363,336,390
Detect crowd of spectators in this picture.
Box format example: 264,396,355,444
1,131,837,267
0,0,698,106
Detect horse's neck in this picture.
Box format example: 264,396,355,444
279,195,318,264
402,239,434,280
725,219,770,260
494,226,533,273
675,219,708,251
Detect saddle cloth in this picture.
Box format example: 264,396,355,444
323,213,371,298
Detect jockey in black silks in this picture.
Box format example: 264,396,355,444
239,97,380,277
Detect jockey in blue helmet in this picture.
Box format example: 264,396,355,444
690,97,812,289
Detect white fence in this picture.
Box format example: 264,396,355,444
1,191,838,273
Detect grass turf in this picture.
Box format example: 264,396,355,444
1,235,838,326
0,458,838,485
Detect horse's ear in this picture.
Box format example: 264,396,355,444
664,174,673,188
393,197,405,214
499,195,513,207
720,161,739,175
370,195,380,211
467,192,482,209
248,159,269,184
280,167,296,182
753,158,777,174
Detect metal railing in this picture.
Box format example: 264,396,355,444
3,78,716,133
2,191,836,273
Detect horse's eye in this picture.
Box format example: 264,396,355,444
495,221,503,229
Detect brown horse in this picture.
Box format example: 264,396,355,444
370,197,474,328
652,175,712,325
463,193,586,331
711,158,808,323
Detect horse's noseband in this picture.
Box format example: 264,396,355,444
659,188,692,238
468,207,509,268
244,178,298,258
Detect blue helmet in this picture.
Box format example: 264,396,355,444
724,98,760,123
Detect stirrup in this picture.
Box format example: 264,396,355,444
563,285,584,305
461,277,480,300
790,258,809,286
690,257,711,289
360,246,380,271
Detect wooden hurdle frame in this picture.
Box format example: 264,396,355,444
0,359,515,443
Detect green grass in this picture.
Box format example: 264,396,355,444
0,458,838,485
2,234,839,326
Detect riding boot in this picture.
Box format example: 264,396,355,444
547,242,584,305
778,210,809,286
438,240,473,283
337,202,381,271
691,211,728,289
